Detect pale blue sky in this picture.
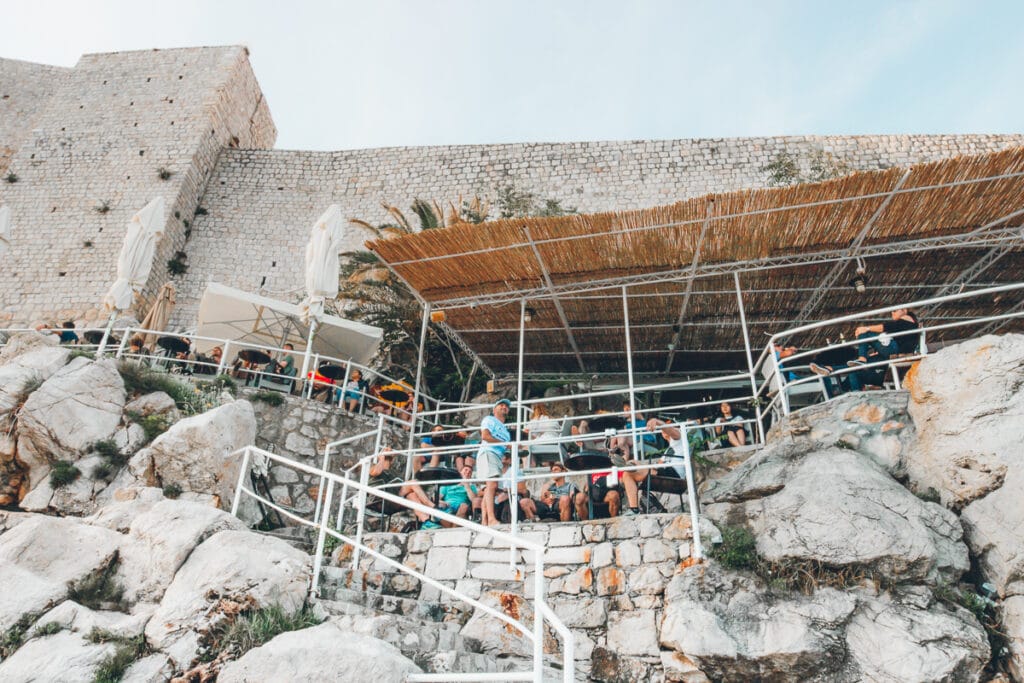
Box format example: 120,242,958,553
5,0,1022,150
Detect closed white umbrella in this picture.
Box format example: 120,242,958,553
0,206,10,256
298,205,345,382
96,197,166,356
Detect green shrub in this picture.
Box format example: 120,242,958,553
199,373,237,394
125,412,171,444
91,439,124,464
68,562,125,612
32,622,63,637
252,390,284,407
916,487,941,504
204,603,322,662
117,361,224,416
89,630,148,683
20,376,43,398
0,612,40,658
92,462,114,481
162,483,183,499
710,525,759,571
50,460,81,489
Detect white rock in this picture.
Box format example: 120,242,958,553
845,590,989,682
217,620,421,683
0,632,115,683
0,515,122,587
0,560,66,631
36,600,154,639
0,331,59,366
0,346,69,418
126,399,256,509
124,391,178,419
115,499,245,603
607,609,659,656
460,590,557,658
121,653,174,683
16,357,125,494
1003,595,1024,682
145,529,310,668
704,447,968,584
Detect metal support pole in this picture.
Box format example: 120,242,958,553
337,473,349,531
310,477,335,598
532,552,544,682
407,302,431,455
216,340,230,376
299,318,318,394
114,327,131,359
511,299,526,563
734,273,763,444
681,426,703,560
622,286,639,458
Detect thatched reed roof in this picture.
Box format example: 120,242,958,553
369,147,1024,377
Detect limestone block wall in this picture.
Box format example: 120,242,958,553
173,133,1024,327
0,58,71,174
346,514,716,676
248,390,407,517
0,46,275,327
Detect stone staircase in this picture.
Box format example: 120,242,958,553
316,565,570,679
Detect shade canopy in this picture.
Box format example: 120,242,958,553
195,282,383,365
0,206,10,256
300,204,345,324
368,147,1024,377
102,197,166,312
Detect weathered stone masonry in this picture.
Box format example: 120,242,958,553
2,46,1022,331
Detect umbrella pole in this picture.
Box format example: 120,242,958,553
299,318,318,394
95,310,118,359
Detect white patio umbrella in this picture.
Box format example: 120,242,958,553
298,204,345,381
0,206,11,256
96,197,166,356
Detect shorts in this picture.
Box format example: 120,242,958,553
590,478,622,503
475,451,503,479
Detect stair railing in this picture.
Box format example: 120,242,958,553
230,444,575,683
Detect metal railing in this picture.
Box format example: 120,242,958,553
0,325,439,424
756,281,1024,419
229,445,575,683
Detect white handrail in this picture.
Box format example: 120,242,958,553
229,445,574,683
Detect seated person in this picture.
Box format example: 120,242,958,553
714,402,746,447
307,365,335,402
609,402,658,459
584,470,624,519
272,343,297,378
127,334,148,356
415,424,445,474
539,462,586,522
810,309,921,391
438,464,479,527
57,321,79,345
340,369,367,412
498,455,542,523
646,417,694,478
367,449,442,530
524,402,559,441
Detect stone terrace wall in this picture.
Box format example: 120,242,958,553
0,46,275,327
172,133,1024,326
0,58,71,174
344,514,718,677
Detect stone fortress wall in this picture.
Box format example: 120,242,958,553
1,46,1022,329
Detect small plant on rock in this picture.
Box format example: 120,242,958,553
162,483,183,499
50,460,81,489
0,611,41,658
156,167,172,180
710,525,759,571
166,251,189,276
203,603,323,663
4,172,18,184
68,561,125,612
252,390,284,407
32,622,63,637
915,487,941,504
88,629,149,683
125,410,171,444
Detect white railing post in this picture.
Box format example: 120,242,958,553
533,552,545,683
681,424,703,559
114,327,131,359
337,471,350,531
352,459,369,570
313,444,332,527
769,340,791,416
310,477,335,598
230,447,252,517
216,340,230,376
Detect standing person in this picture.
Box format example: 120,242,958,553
57,321,78,344
476,398,512,527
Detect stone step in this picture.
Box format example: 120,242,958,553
322,605,471,661
320,585,470,625
319,565,422,599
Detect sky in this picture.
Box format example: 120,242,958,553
3,0,1022,151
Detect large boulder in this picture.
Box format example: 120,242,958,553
703,446,968,585
0,631,115,682
144,529,310,668
660,563,857,681
0,345,69,418
0,331,59,366
124,399,256,509
15,357,125,493
844,588,989,682
217,620,421,683
111,498,245,603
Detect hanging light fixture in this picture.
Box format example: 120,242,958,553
523,307,536,323
849,257,868,294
